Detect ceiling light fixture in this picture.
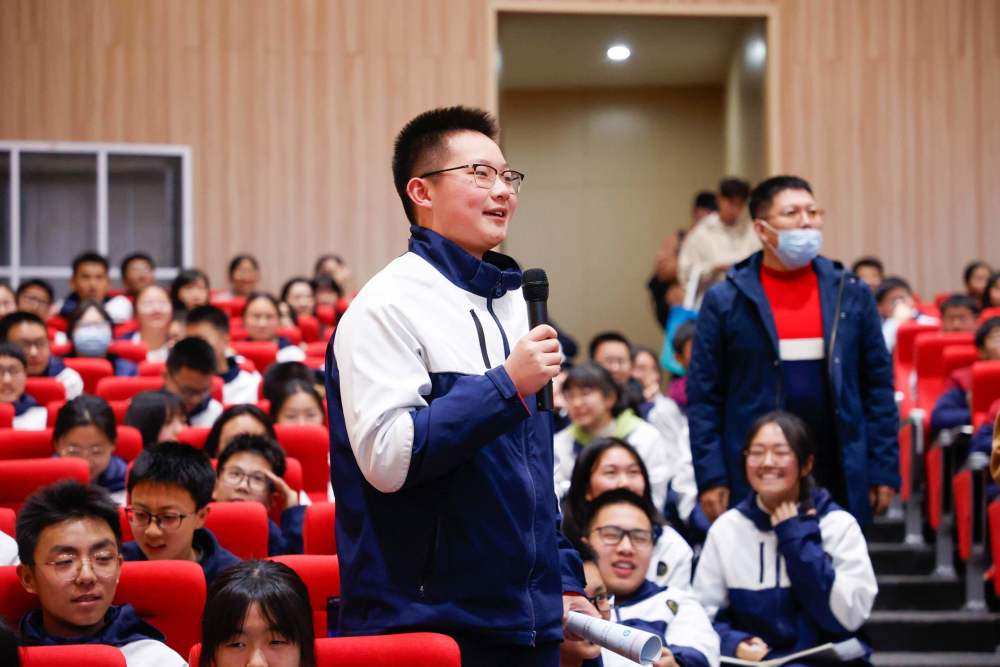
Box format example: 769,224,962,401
606,44,631,62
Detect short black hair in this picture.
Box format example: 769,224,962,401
124,390,185,448
719,177,751,202
204,404,277,458
588,331,632,360
127,441,215,509
120,252,155,278
562,362,618,398
217,434,287,479
15,278,54,304
851,255,885,276
54,395,117,445
984,273,1000,310
170,268,211,310
199,560,316,667
72,251,109,275
673,320,697,356
66,299,114,339
166,336,218,375
875,276,913,304
976,317,1000,350
313,254,344,277
0,342,27,369
186,305,231,335
228,254,260,277
583,488,658,534
263,362,318,404
0,311,47,341
940,294,980,318
241,292,281,320
280,277,315,305
748,175,813,219
16,480,121,565
743,410,817,507
269,379,324,423
693,190,718,211
312,274,342,298
963,260,992,286
392,106,499,225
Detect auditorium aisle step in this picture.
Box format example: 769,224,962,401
864,514,1000,666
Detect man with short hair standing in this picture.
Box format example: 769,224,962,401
688,175,898,526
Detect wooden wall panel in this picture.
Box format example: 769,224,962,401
1,0,996,299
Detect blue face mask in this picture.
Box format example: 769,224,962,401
761,221,822,270
73,323,112,357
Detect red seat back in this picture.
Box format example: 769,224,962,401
914,332,974,414
941,345,979,379
24,377,66,406
0,507,14,537
303,502,336,555
45,316,68,333
21,645,127,666
268,555,340,638
275,424,329,501
990,501,1000,596
0,560,205,657
0,402,11,428
980,307,1000,323
971,361,1000,429
232,341,278,374
97,376,223,403
306,341,329,358
925,446,943,530
894,321,940,412
298,315,321,343
210,297,246,318
137,360,166,377
176,426,211,449
62,357,114,394
119,502,269,560
107,340,149,363
953,469,973,561
278,326,303,345
0,425,141,462
0,458,89,511
190,634,460,667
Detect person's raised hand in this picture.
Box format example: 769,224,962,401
264,469,299,511
504,325,561,396
869,485,895,515
699,486,730,522
562,593,600,642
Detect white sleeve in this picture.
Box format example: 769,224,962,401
822,512,878,631
552,428,575,499
665,588,722,667
692,524,729,621
0,531,19,565
648,526,694,589
120,639,187,667
57,367,84,400
629,425,670,511
276,344,307,363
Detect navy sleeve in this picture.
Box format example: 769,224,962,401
712,610,754,657
930,387,971,434
687,288,730,493
773,515,849,636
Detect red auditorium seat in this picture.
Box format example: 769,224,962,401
305,355,325,369
298,315,321,343
914,332,974,421
45,315,67,333
189,634,460,667
49,342,72,357
210,297,246,318
0,560,205,657
971,361,1000,429
120,502,269,560
137,360,166,376
0,458,89,511
980,307,1000,323
894,321,939,413
316,304,337,327
953,469,973,562
303,502,336,555
232,341,278,373
175,426,211,449
278,326,303,345
24,377,66,406
113,321,138,339
941,345,979,379
108,340,149,363
0,402,11,428
46,398,130,427
275,424,330,501
20,645,127,667
306,341,329,358
62,357,114,394
0,507,14,536
0,425,142,462
97,376,223,403
269,555,340,638
990,501,1000,596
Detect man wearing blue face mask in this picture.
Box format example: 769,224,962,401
687,175,898,526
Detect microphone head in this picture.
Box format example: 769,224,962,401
522,268,549,302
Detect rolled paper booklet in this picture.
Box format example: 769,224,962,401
566,611,663,665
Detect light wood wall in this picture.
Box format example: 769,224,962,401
2,0,997,300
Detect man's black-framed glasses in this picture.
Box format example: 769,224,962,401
419,163,524,194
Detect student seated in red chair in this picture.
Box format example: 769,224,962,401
938,294,981,333
198,560,315,667
15,480,185,666
0,342,47,430
184,305,261,406
212,434,305,556
122,443,240,584
66,301,138,377
242,293,306,364
58,252,133,324
269,379,325,427
123,390,187,449
163,337,223,428
931,317,1000,440
0,312,84,399
54,396,128,504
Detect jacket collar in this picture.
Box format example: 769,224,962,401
614,578,662,607
408,225,522,299
13,393,40,416
735,486,838,532
220,357,242,384
97,455,128,493
19,603,165,648
45,356,66,377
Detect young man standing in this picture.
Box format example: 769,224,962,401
326,106,596,666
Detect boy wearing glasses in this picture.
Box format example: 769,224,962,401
121,442,239,584
0,342,47,430
163,337,223,428
15,480,185,665
0,312,84,400
582,489,719,667
211,434,305,555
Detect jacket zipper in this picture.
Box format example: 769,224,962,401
469,310,491,369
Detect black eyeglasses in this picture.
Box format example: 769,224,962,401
590,525,654,548
419,163,524,193
587,591,611,613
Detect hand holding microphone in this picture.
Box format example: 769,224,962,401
517,268,557,410
504,324,561,398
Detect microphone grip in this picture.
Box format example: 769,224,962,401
526,301,554,412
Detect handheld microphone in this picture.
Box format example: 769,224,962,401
522,268,554,412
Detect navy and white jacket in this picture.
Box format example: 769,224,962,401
603,579,719,667
11,393,46,430
122,527,240,585
692,489,876,662
43,356,84,399
326,225,584,646
267,504,307,556
221,356,262,405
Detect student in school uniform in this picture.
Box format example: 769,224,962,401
583,489,720,667
57,252,133,324
242,293,306,364
185,305,262,405
269,379,325,427
0,312,84,399
163,337,224,428
119,253,157,303
169,269,211,313
692,411,876,665
66,301,138,377
211,434,305,556
53,396,128,505
123,390,187,449
122,442,240,584
124,285,173,363
0,343,47,430
559,543,610,667
15,279,56,322
931,317,1000,438
14,480,185,666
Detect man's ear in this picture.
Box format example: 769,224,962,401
193,506,209,530
406,176,434,212
17,563,37,595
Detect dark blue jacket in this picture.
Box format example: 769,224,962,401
19,603,165,647
122,527,240,584
325,226,584,646
267,505,307,556
687,253,898,524
930,387,970,434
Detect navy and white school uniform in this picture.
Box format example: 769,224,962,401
603,579,720,667
275,336,306,363
19,603,186,666
122,527,240,585
646,393,698,524
187,395,224,428
693,488,876,664
266,504,307,556
221,356,262,405
649,523,694,589
96,455,128,505
11,394,47,430
42,356,84,399
125,331,169,362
